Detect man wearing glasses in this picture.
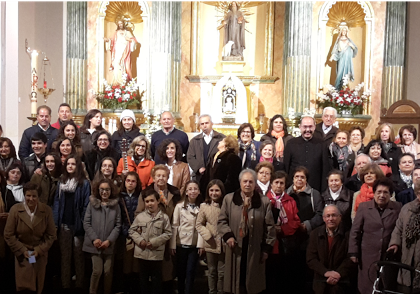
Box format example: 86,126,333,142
314,107,338,146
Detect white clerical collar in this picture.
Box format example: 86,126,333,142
323,123,332,134
329,186,342,201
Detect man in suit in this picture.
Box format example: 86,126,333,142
187,114,225,183
314,107,338,146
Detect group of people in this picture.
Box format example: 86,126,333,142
1,103,420,294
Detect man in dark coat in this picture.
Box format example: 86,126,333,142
396,167,420,205
307,205,355,294
187,114,225,183
18,105,58,159
313,107,338,146
344,154,371,192
151,111,189,164
284,116,330,192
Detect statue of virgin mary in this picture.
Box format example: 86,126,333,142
329,23,358,89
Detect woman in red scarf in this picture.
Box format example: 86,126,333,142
260,115,293,162
351,163,385,220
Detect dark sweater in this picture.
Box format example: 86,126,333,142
151,128,189,164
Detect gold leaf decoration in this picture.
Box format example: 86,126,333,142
327,2,366,28
105,1,143,24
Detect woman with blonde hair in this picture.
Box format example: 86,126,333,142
375,122,401,173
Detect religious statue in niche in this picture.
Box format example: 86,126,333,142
217,1,252,61
329,22,358,90
104,16,139,85
221,78,237,123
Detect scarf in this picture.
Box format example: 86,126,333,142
400,171,413,188
213,151,223,167
271,190,288,225
24,202,37,222
259,156,273,163
60,178,78,193
383,142,392,154
158,189,167,206
133,154,144,166
239,192,251,238
405,204,420,249
354,183,374,213
329,142,351,171
6,184,24,202
271,130,285,159
0,157,14,172
257,180,270,195
404,142,419,160
238,140,256,167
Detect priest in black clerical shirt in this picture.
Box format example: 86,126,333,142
284,116,330,192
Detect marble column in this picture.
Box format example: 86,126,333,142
66,1,87,111
382,2,406,109
283,1,312,114
148,1,181,114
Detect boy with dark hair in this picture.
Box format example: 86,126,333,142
22,132,48,182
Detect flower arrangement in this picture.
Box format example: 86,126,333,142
316,74,371,115
95,74,145,110
142,111,161,141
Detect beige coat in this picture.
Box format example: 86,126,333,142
4,202,56,293
129,210,172,261
218,190,275,294
170,161,190,195
196,202,223,254
170,202,204,249
389,198,420,288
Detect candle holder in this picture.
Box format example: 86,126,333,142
37,88,55,103
258,113,265,134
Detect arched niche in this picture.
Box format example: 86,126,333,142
316,1,374,100
97,1,150,108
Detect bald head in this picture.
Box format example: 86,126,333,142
160,111,175,132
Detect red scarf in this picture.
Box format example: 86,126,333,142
271,130,285,159
355,183,374,213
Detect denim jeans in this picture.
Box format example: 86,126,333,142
176,246,199,294
138,259,163,294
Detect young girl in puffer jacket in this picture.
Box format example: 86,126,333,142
171,180,204,294
196,179,226,294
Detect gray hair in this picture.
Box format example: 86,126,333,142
355,153,372,164
199,114,213,123
161,111,175,120
323,204,341,216
322,107,338,117
239,168,257,182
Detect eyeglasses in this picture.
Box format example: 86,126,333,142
99,188,111,193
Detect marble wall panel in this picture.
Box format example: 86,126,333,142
86,1,100,110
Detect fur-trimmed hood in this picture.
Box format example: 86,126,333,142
89,195,119,209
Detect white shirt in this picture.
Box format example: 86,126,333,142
166,160,177,186
203,130,213,145
88,128,95,134
329,186,342,201
38,123,50,132
323,123,332,134
257,180,270,195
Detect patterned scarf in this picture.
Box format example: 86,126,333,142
271,190,288,225
271,130,285,159
239,192,251,238
60,178,78,193
400,171,413,188
158,189,167,206
238,140,256,167
383,142,392,154
354,183,374,214
329,142,351,171
405,205,420,249
0,157,14,172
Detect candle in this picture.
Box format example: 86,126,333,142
31,51,38,90
31,98,37,114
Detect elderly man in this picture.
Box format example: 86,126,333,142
344,153,371,192
314,107,338,145
18,105,58,159
218,169,275,294
151,111,189,164
51,103,74,129
187,114,225,182
307,205,355,294
284,116,330,192
396,167,420,205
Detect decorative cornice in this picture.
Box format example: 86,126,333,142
185,75,279,85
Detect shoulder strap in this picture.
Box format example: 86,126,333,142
120,197,132,226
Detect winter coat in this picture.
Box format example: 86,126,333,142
119,191,140,237
18,125,58,160
170,202,204,249
80,128,102,154
384,142,402,174
238,139,261,169
22,153,45,183
348,199,401,294
396,187,415,206
169,161,190,195
111,128,144,155
83,196,121,255
389,198,420,288
85,147,121,181
4,202,56,292
391,172,412,196
313,122,338,146
30,173,59,206
307,224,355,294
344,174,362,192
201,149,242,194
187,131,225,182
196,201,223,254
116,156,155,190
321,187,354,232
129,209,172,261
53,179,91,236
218,190,276,294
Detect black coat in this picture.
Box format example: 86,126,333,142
344,174,362,192
284,136,330,192
84,147,121,181
18,125,58,159
396,187,415,206
22,153,45,183
111,128,144,155
321,187,353,232
119,190,141,237
201,150,242,194
80,128,103,154
313,123,338,146
391,172,411,196
385,142,402,174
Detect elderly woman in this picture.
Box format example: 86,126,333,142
391,153,415,195
80,109,104,153
237,123,261,169
117,135,155,189
4,163,25,205
85,130,121,181
322,170,353,232
399,124,420,160
0,137,20,172
251,141,285,172
52,120,84,159
218,169,275,294
260,115,293,162
349,178,401,294
363,140,392,177
255,161,274,196
111,109,144,154
351,163,385,220
329,130,352,172
157,138,190,195
388,179,420,289
4,182,56,294
375,122,402,173
202,135,242,194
